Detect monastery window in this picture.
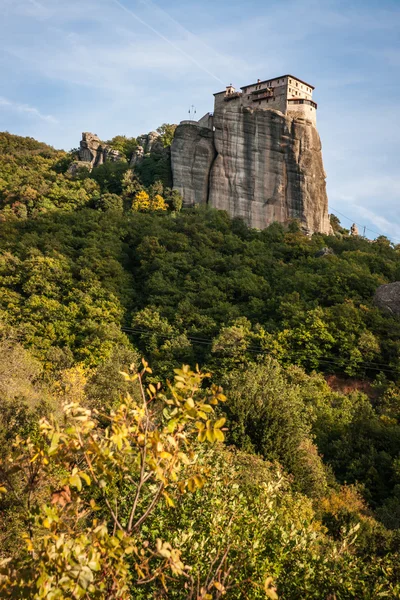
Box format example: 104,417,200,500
296,82,298,87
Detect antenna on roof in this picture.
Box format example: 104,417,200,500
188,105,197,119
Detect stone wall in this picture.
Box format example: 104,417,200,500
287,103,317,126
198,112,214,130
287,77,313,100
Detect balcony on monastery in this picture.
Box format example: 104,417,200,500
287,98,318,109
251,88,274,102
224,91,242,101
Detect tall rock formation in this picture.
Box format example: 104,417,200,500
171,124,216,207
171,105,330,234
68,133,123,175
130,132,165,168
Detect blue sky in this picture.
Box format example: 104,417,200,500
1,0,400,239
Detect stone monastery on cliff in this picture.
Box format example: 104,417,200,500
183,74,318,132
217,74,317,125
171,73,331,234
72,73,331,235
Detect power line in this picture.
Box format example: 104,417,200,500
330,206,400,244
121,327,400,375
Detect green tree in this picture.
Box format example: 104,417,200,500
90,161,129,195
156,123,177,147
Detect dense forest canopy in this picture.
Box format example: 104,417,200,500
0,131,400,598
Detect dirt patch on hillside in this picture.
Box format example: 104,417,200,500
325,375,378,399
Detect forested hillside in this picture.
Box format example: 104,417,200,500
0,132,400,598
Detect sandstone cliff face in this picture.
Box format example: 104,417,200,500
171,105,330,233
171,124,216,207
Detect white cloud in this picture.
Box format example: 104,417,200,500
0,96,58,124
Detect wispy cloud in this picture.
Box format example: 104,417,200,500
109,0,224,83
27,0,46,12
0,96,58,124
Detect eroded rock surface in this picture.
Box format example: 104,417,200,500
171,105,331,233
374,282,400,316
130,132,165,168
78,133,123,170
171,124,216,207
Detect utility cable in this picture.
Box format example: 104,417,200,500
121,326,400,375
330,206,400,244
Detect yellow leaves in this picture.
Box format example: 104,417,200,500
141,358,152,374
147,383,156,396
0,357,231,598
177,451,190,465
187,474,205,492
69,473,82,491
159,451,173,460
132,191,167,212
184,398,195,410
119,370,132,381
80,472,91,486
48,432,60,455
132,190,151,212
215,417,226,429
156,538,172,558
90,498,101,511
69,468,91,491
214,429,225,442
0,485,7,496
152,194,168,211
162,491,175,507
264,576,279,599
155,540,186,577
196,418,226,443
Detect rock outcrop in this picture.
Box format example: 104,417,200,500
315,247,334,258
171,104,331,233
350,223,359,236
374,282,400,316
77,133,123,170
130,132,165,168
